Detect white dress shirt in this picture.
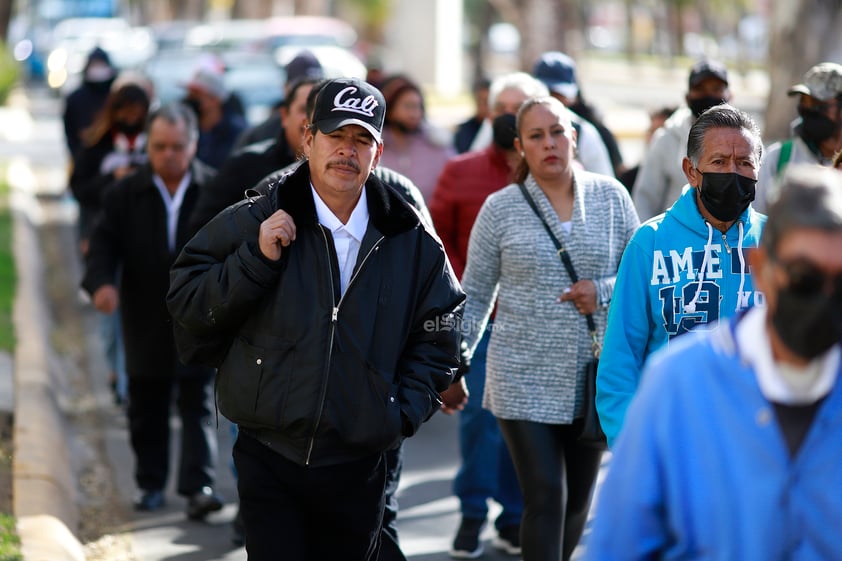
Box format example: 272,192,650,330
311,184,370,296
152,172,191,253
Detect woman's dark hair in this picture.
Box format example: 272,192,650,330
81,83,150,147
380,73,425,125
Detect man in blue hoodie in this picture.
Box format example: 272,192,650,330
596,104,766,447
585,164,842,560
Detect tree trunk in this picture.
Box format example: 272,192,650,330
0,0,12,43
468,1,496,82
233,0,274,18
518,0,564,70
764,0,842,143
624,0,636,62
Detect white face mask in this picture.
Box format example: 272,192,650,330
86,64,114,83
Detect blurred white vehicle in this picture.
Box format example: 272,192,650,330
46,17,156,94
265,16,367,79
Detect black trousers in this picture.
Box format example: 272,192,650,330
497,418,603,561
378,443,408,561
127,366,217,496
234,432,387,561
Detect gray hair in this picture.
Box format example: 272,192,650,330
488,72,549,109
686,104,762,167
147,102,199,145
762,164,842,255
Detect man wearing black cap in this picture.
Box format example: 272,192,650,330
167,77,464,560
756,62,842,213
234,49,324,149
632,60,732,220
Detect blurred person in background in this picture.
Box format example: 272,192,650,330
533,51,625,179
597,104,765,448
63,47,117,163
378,74,455,201
835,148,842,169
235,49,324,150
69,82,151,406
189,77,321,233
453,77,491,154
70,83,151,254
632,60,732,221
755,62,842,213
618,105,677,193
586,165,842,561
181,61,247,169
430,70,549,558
82,103,223,518
459,96,638,561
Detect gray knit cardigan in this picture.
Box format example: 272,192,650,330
461,172,640,423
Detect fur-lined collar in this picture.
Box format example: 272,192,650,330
251,161,420,236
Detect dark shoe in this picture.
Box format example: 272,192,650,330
231,508,246,547
186,486,224,520
492,524,521,555
134,489,165,511
449,517,485,559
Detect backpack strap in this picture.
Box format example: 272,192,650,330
776,140,794,177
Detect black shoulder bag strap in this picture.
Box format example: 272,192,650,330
517,182,601,359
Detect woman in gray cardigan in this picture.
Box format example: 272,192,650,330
459,96,639,560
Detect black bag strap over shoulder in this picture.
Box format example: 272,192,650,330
518,182,600,359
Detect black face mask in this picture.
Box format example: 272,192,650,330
492,113,517,150
797,106,839,143
688,96,726,118
115,121,144,136
771,280,842,361
697,171,756,222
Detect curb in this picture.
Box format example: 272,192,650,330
12,208,85,561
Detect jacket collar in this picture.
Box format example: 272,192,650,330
270,160,420,236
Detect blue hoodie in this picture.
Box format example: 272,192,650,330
596,185,766,446
586,312,842,561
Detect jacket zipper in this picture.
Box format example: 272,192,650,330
304,226,385,465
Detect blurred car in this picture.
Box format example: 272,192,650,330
265,16,367,79
46,17,156,94
142,49,285,125
183,19,269,52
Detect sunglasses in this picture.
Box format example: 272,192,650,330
772,257,842,298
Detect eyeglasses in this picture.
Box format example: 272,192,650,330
772,256,842,298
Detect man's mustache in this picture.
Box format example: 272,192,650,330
327,159,360,173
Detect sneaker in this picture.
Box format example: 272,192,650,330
492,524,521,555
134,489,165,511
449,517,486,559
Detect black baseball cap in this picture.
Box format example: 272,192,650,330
312,78,386,143
688,60,729,89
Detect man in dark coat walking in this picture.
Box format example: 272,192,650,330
82,103,224,517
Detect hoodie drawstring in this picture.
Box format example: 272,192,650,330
734,221,746,312
684,222,714,314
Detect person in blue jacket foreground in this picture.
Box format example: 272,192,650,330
585,164,842,561
596,104,767,446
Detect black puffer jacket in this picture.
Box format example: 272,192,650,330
167,163,464,467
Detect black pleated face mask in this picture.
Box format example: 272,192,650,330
696,171,756,222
